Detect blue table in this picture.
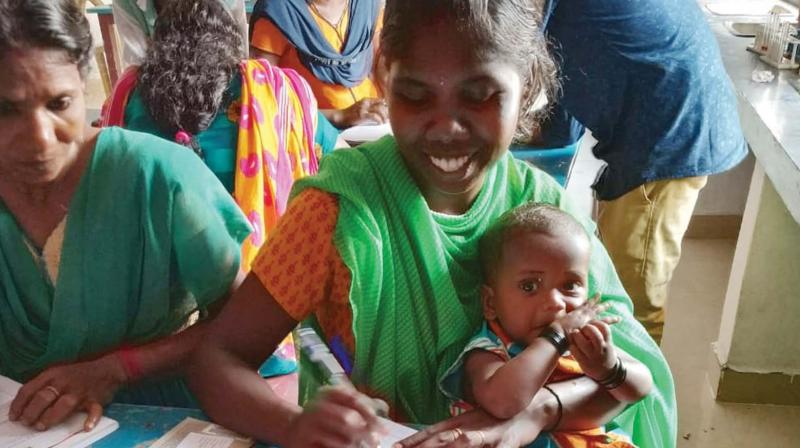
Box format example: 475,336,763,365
96,404,277,447
95,404,204,447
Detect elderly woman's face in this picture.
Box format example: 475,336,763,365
0,47,86,186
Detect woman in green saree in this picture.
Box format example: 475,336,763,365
189,0,676,447
0,0,250,432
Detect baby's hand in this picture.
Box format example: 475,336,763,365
552,294,616,335
568,320,618,381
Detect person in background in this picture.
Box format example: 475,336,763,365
104,0,347,379
188,1,675,447
112,0,248,67
0,0,249,431
249,0,388,128
534,0,748,343
441,203,653,447
104,0,342,266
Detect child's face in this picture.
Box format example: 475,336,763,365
483,230,591,345
384,18,523,206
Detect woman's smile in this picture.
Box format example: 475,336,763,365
428,153,472,173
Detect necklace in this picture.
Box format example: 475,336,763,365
308,0,350,47
307,0,361,104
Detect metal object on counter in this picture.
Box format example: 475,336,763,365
725,21,763,37
748,9,800,69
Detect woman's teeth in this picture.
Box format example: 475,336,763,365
429,155,470,173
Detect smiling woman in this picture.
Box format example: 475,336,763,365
386,21,526,214
0,0,249,432
188,1,674,448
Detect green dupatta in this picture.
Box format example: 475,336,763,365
0,127,250,405
291,136,676,446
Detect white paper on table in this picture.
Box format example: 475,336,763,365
0,375,118,448
150,417,253,448
377,417,417,447
705,1,797,17
339,122,393,144
174,432,234,448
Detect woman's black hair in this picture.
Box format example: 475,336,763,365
380,0,559,143
138,0,243,155
0,0,93,78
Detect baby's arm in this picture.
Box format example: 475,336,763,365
464,296,615,419
464,341,561,420
568,321,653,403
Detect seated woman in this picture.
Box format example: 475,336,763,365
189,0,676,447
0,0,250,431
250,0,388,128
103,0,344,272
104,0,345,379
112,0,248,68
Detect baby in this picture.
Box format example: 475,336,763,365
442,202,653,447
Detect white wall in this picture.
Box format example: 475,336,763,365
694,152,755,216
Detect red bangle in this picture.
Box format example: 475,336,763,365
117,346,143,382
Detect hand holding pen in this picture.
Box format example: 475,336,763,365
284,327,388,448
284,385,385,448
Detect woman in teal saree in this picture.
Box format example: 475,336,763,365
0,0,250,432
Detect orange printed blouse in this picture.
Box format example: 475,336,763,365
251,188,355,352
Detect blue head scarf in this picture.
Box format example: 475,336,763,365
251,0,380,87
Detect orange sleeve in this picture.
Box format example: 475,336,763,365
251,188,342,321
251,17,290,56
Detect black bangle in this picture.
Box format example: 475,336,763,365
594,357,627,390
605,363,627,390
594,358,621,384
539,326,569,355
542,385,562,432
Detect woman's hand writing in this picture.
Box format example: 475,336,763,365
9,354,127,431
284,385,385,448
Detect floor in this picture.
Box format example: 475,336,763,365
566,140,800,447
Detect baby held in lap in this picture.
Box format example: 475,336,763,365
443,203,654,447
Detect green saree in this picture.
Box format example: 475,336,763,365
291,136,676,446
0,127,250,406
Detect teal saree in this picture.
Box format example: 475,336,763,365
0,127,250,406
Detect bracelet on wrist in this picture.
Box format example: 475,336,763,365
593,358,621,384
593,357,627,390
117,345,143,383
542,385,563,432
538,326,569,355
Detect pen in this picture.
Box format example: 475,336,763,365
296,326,389,416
